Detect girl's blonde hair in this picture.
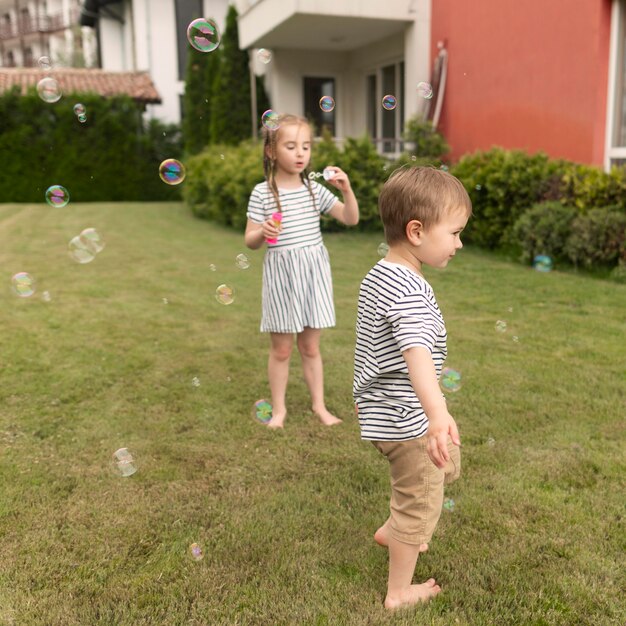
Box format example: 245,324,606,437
262,113,317,214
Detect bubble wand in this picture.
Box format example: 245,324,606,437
266,212,283,245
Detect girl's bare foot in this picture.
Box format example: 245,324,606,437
373,520,428,554
384,578,441,610
267,411,286,429
313,407,342,426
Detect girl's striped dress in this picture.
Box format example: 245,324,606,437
247,180,339,333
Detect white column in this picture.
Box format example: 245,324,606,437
404,0,431,121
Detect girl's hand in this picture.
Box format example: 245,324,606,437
261,217,282,241
324,166,352,193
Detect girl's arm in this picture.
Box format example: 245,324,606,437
244,218,281,250
325,167,360,226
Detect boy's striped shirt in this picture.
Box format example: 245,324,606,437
354,260,447,441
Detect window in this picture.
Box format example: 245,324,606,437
24,47,33,67
365,61,405,155
606,0,626,169
303,77,335,136
175,0,202,80
6,50,15,67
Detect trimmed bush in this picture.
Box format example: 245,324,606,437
184,133,399,232
511,201,578,265
403,116,449,159
564,207,626,269
451,148,561,249
183,141,264,230
560,163,626,213
0,87,182,203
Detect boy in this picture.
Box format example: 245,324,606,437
353,166,472,610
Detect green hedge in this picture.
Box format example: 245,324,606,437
450,148,564,249
183,126,444,233
0,87,182,203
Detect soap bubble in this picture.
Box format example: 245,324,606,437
322,168,335,181
235,253,250,269
495,320,507,333
189,543,204,561
533,255,553,272
417,81,433,99
41,290,52,302
382,94,397,110
111,448,137,477
11,272,35,298
73,103,86,116
475,184,482,191
377,242,389,256
261,109,280,130
192,376,200,388
37,77,62,103
38,55,52,70
187,18,220,53
79,227,105,254
252,399,272,424
159,159,186,185
443,497,455,512
319,96,335,112
162,298,169,305
215,284,234,305
77,113,87,123
208,264,217,272
45,185,69,207
440,367,462,392
257,48,272,64
68,235,96,264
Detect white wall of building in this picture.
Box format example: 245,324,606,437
97,0,229,124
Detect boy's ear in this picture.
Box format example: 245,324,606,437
406,219,424,245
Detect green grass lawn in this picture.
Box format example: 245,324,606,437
0,201,624,626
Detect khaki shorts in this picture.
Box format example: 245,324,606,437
372,436,460,546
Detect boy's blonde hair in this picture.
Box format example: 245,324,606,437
262,113,317,214
379,166,472,244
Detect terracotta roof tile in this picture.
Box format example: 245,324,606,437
0,68,161,103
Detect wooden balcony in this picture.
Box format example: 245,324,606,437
0,9,79,41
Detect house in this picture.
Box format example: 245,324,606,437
238,0,621,171
3,0,623,172
0,0,96,68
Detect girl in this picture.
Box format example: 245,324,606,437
245,114,359,429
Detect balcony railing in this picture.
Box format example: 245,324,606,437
0,9,80,40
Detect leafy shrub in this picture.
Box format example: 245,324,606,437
0,87,182,202
184,131,396,232
564,207,626,268
511,201,578,264
403,116,450,160
183,140,264,230
559,163,626,213
451,148,562,249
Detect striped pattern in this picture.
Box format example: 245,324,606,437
261,243,335,333
247,181,338,249
247,181,338,333
353,260,447,441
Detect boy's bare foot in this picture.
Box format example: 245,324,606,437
267,411,286,429
374,520,428,553
313,407,342,426
384,578,441,610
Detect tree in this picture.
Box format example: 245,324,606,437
182,31,221,155
209,5,251,145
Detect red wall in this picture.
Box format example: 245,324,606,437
430,0,612,165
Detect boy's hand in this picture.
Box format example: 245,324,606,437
324,166,352,193
426,414,461,469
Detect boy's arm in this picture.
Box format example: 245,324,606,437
403,346,461,468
